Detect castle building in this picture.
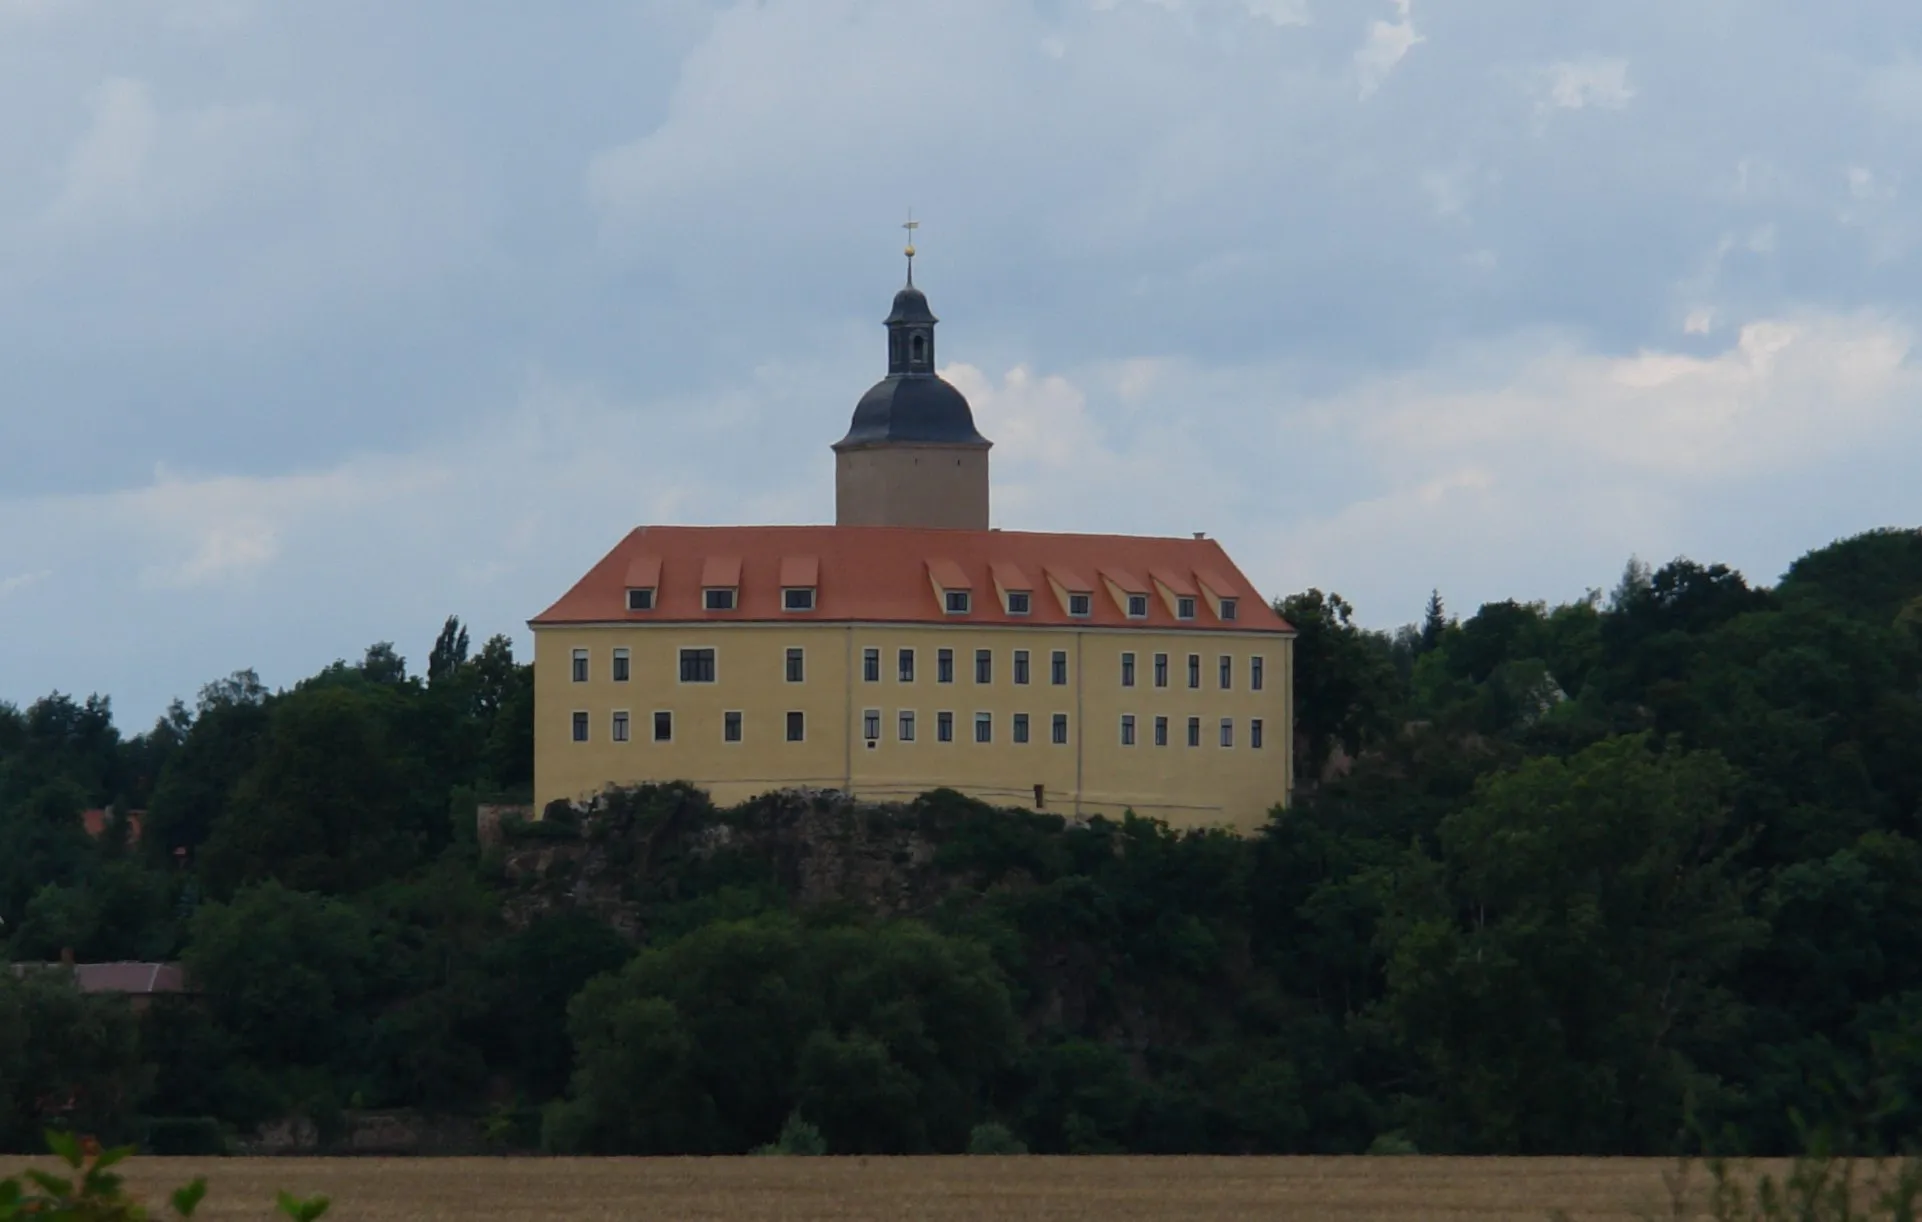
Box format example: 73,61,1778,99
530,242,1294,830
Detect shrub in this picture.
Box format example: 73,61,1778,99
967,1122,1028,1155
752,1112,827,1157
0,1129,329,1220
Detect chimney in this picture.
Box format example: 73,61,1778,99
1192,531,1206,540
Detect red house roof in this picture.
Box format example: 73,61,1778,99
532,526,1291,634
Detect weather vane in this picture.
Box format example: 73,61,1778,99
902,209,919,284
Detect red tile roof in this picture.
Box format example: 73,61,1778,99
532,526,1292,634
80,808,143,843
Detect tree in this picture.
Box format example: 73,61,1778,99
183,881,379,1102
0,969,144,1151
1275,589,1402,786
1418,590,1448,654
1378,735,1763,1154
553,915,1018,1154
196,686,431,896
427,617,471,687
359,642,408,685
143,672,271,860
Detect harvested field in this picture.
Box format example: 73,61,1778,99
0,1154,1732,1220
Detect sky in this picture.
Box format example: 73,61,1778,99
3,0,1921,727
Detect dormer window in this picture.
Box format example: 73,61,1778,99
1069,593,1092,617
627,588,655,612
1007,591,1031,615
783,587,816,612
1126,594,1148,619
1177,596,1197,620
1219,598,1237,621
945,590,971,614
705,588,737,612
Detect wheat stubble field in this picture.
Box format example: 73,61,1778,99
0,1154,1719,1220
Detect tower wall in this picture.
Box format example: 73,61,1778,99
836,444,989,530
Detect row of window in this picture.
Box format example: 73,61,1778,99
570,646,1267,692
623,582,1237,622
569,709,1265,749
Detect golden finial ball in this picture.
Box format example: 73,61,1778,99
904,244,916,257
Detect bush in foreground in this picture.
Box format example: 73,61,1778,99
0,1130,328,1221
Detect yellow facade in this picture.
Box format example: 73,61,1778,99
533,620,1292,832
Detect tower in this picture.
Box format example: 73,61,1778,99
833,224,991,530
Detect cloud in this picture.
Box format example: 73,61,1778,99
43,76,294,233
0,570,51,599
1355,0,1420,98
1537,57,1636,112
1242,0,1311,26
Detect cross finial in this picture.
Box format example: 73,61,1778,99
902,209,919,284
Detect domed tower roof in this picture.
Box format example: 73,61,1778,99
834,258,989,450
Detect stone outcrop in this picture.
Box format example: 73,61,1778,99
498,784,994,939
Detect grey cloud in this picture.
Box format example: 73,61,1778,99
3,0,1922,722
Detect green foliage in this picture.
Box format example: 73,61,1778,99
8,538,1922,1159
1274,588,1400,783
751,1112,827,1156
0,971,145,1152
552,914,1018,1154
967,1121,1027,1154
0,1130,328,1221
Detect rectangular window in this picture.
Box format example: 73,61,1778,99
786,711,805,742
679,648,716,683
785,647,805,683
1187,716,1201,747
863,709,881,740
1051,713,1069,745
783,587,815,612
1013,713,1030,744
1007,590,1031,615
571,711,588,742
1127,593,1149,619
1068,592,1092,617
612,711,629,742
654,711,674,742
1154,653,1168,688
1121,652,1136,688
937,711,954,743
1219,654,1233,690
863,648,880,683
724,711,742,743
1120,714,1136,746
975,712,992,743
1013,650,1030,685
1177,596,1197,620
626,587,654,612
705,588,737,611
898,648,915,682
945,590,971,614
1251,718,1264,749
937,649,954,683
1154,715,1168,747
1219,597,1238,621
975,648,992,684
898,710,916,742
1187,654,1201,689
1220,718,1234,748
612,648,630,682
1251,656,1264,692
1051,650,1068,686
571,649,589,683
